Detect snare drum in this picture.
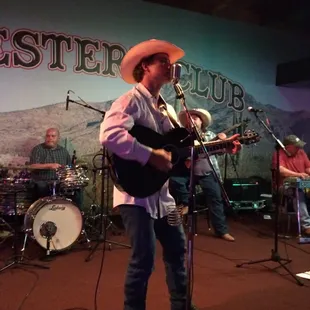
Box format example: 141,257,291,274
24,196,83,251
57,165,89,190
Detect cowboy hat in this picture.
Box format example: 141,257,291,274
120,39,185,84
178,108,212,131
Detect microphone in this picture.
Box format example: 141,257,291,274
170,63,184,99
171,63,181,84
66,90,70,110
248,107,263,113
39,221,57,256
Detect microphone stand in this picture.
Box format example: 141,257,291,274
65,92,131,261
85,145,131,263
174,83,230,309
236,111,303,286
174,84,195,310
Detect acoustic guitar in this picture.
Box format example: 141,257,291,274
107,125,260,198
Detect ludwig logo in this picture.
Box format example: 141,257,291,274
49,205,66,211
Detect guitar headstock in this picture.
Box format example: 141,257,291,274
239,129,261,145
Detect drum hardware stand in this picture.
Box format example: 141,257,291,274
78,225,92,248
64,91,130,260
236,110,303,286
84,205,121,239
83,168,99,205
85,147,131,262
0,216,14,246
0,216,14,235
76,198,92,248
0,189,49,273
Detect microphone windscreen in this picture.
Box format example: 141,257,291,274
171,63,182,84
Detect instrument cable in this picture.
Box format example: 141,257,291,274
14,212,108,310
16,269,40,310
93,213,108,310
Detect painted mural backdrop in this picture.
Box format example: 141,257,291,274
1,0,310,207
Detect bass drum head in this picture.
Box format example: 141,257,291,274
24,196,83,251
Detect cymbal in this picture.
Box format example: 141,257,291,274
0,163,90,170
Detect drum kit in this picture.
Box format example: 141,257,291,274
0,94,131,273
0,163,93,270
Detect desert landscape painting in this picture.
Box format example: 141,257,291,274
0,69,309,209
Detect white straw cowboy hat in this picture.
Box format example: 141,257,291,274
120,39,185,84
178,108,212,131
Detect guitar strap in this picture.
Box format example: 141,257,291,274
158,95,180,129
134,86,180,129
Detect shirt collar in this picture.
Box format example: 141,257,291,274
136,83,159,102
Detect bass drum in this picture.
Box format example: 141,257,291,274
24,196,83,251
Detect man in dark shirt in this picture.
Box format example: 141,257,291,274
29,128,72,200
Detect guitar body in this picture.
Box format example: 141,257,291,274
107,125,260,198
108,125,191,198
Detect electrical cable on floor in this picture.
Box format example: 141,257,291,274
14,220,108,310
16,269,39,310
195,247,251,264
93,213,108,310
280,239,310,255
63,212,108,310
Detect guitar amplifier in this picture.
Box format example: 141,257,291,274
224,178,261,201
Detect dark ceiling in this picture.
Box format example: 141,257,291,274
144,0,310,35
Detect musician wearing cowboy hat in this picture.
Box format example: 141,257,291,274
272,134,310,235
100,39,198,310
170,108,239,242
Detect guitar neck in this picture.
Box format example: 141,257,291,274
197,141,231,155
197,136,247,155
209,123,243,142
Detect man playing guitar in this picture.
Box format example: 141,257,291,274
100,39,199,310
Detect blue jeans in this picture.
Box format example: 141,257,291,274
170,174,228,236
119,205,187,310
285,188,310,229
298,190,310,229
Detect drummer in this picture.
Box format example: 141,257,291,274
29,128,82,208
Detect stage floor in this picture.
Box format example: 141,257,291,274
1,212,310,310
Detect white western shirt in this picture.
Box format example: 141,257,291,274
99,83,176,219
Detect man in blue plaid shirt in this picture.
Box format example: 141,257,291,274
169,109,237,242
